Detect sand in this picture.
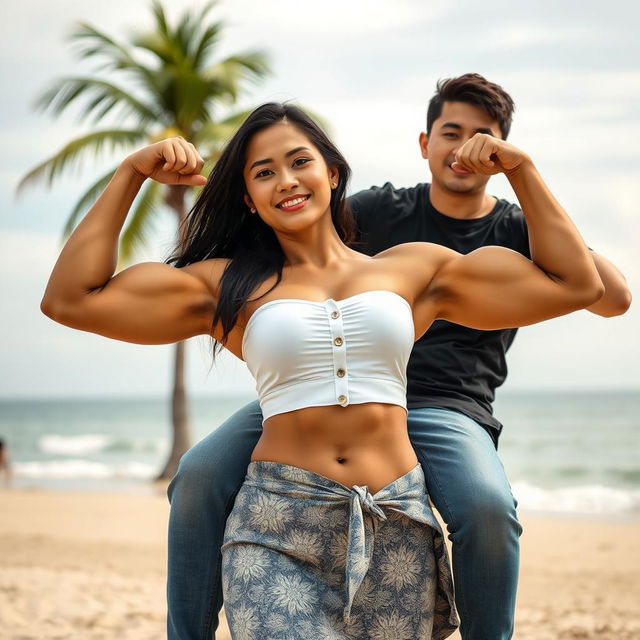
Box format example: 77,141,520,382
1,487,638,639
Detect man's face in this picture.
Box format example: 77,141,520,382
419,101,503,195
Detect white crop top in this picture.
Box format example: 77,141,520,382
241,290,415,423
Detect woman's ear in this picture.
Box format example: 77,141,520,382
243,194,257,213
328,166,340,189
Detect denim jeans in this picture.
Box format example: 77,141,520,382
167,402,522,639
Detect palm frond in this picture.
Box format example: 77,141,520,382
204,51,270,101
69,23,139,70
174,11,196,63
173,1,221,65
118,179,164,266
135,2,179,67
197,108,254,147
135,30,181,66
69,22,160,94
62,166,118,238
221,52,271,79
191,21,223,69
16,130,147,196
34,77,160,126
151,0,170,40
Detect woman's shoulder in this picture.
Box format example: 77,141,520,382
179,258,231,299
373,242,458,265
368,243,461,301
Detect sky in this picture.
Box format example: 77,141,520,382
1,0,638,399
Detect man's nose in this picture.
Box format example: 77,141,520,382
453,135,473,152
450,137,471,159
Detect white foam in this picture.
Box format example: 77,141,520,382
38,434,167,455
12,460,640,514
14,459,158,480
39,434,111,455
511,481,640,515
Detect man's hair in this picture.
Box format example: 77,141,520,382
426,73,515,139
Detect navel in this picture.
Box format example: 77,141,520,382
336,457,347,464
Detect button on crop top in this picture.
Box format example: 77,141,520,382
241,290,415,423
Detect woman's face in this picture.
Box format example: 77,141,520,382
243,121,338,234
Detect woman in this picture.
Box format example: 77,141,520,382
41,103,603,639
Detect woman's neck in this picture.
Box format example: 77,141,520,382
277,220,355,268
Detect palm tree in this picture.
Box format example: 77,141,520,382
17,0,270,480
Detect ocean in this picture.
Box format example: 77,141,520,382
1,390,639,517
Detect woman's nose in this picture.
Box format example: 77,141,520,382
277,170,298,191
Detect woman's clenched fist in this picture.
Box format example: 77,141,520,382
122,137,207,186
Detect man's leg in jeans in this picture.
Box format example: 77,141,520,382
166,400,263,640
408,407,523,640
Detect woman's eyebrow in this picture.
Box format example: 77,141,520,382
249,146,312,171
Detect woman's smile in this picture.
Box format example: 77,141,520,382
276,194,311,211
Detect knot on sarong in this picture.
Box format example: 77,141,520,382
343,485,388,623
351,485,387,521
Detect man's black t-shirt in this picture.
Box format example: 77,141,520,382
348,182,531,446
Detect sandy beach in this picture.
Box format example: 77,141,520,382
1,487,638,639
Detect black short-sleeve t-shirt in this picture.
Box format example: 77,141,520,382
348,182,531,445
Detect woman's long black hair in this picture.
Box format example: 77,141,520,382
165,103,354,356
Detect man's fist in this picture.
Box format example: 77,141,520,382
451,133,531,177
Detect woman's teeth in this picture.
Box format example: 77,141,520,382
279,196,308,208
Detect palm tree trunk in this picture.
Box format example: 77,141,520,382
156,339,192,480
156,185,192,481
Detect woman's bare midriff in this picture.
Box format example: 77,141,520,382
250,402,418,494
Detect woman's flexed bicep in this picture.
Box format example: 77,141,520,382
429,246,603,330
42,260,224,345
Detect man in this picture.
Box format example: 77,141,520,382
166,73,631,639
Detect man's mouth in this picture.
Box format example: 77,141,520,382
276,194,311,210
448,162,472,177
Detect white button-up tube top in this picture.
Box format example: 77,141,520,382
241,290,415,423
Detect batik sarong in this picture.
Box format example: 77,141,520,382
221,461,458,639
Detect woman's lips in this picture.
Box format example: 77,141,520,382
278,195,310,211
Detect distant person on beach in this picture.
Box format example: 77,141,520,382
153,75,629,640
0,439,12,487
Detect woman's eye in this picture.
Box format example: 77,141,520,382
293,157,311,167
255,169,272,178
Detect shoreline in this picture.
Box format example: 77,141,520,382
4,483,640,523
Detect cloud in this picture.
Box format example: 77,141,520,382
483,24,606,50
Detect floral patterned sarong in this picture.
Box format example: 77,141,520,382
221,461,458,639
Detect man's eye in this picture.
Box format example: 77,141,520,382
443,133,457,138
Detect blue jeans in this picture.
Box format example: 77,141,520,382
167,402,522,639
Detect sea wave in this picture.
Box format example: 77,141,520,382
38,434,167,455
10,459,640,515
14,459,158,480
511,481,640,515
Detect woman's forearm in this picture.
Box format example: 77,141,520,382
506,160,602,296
41,161,145,313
